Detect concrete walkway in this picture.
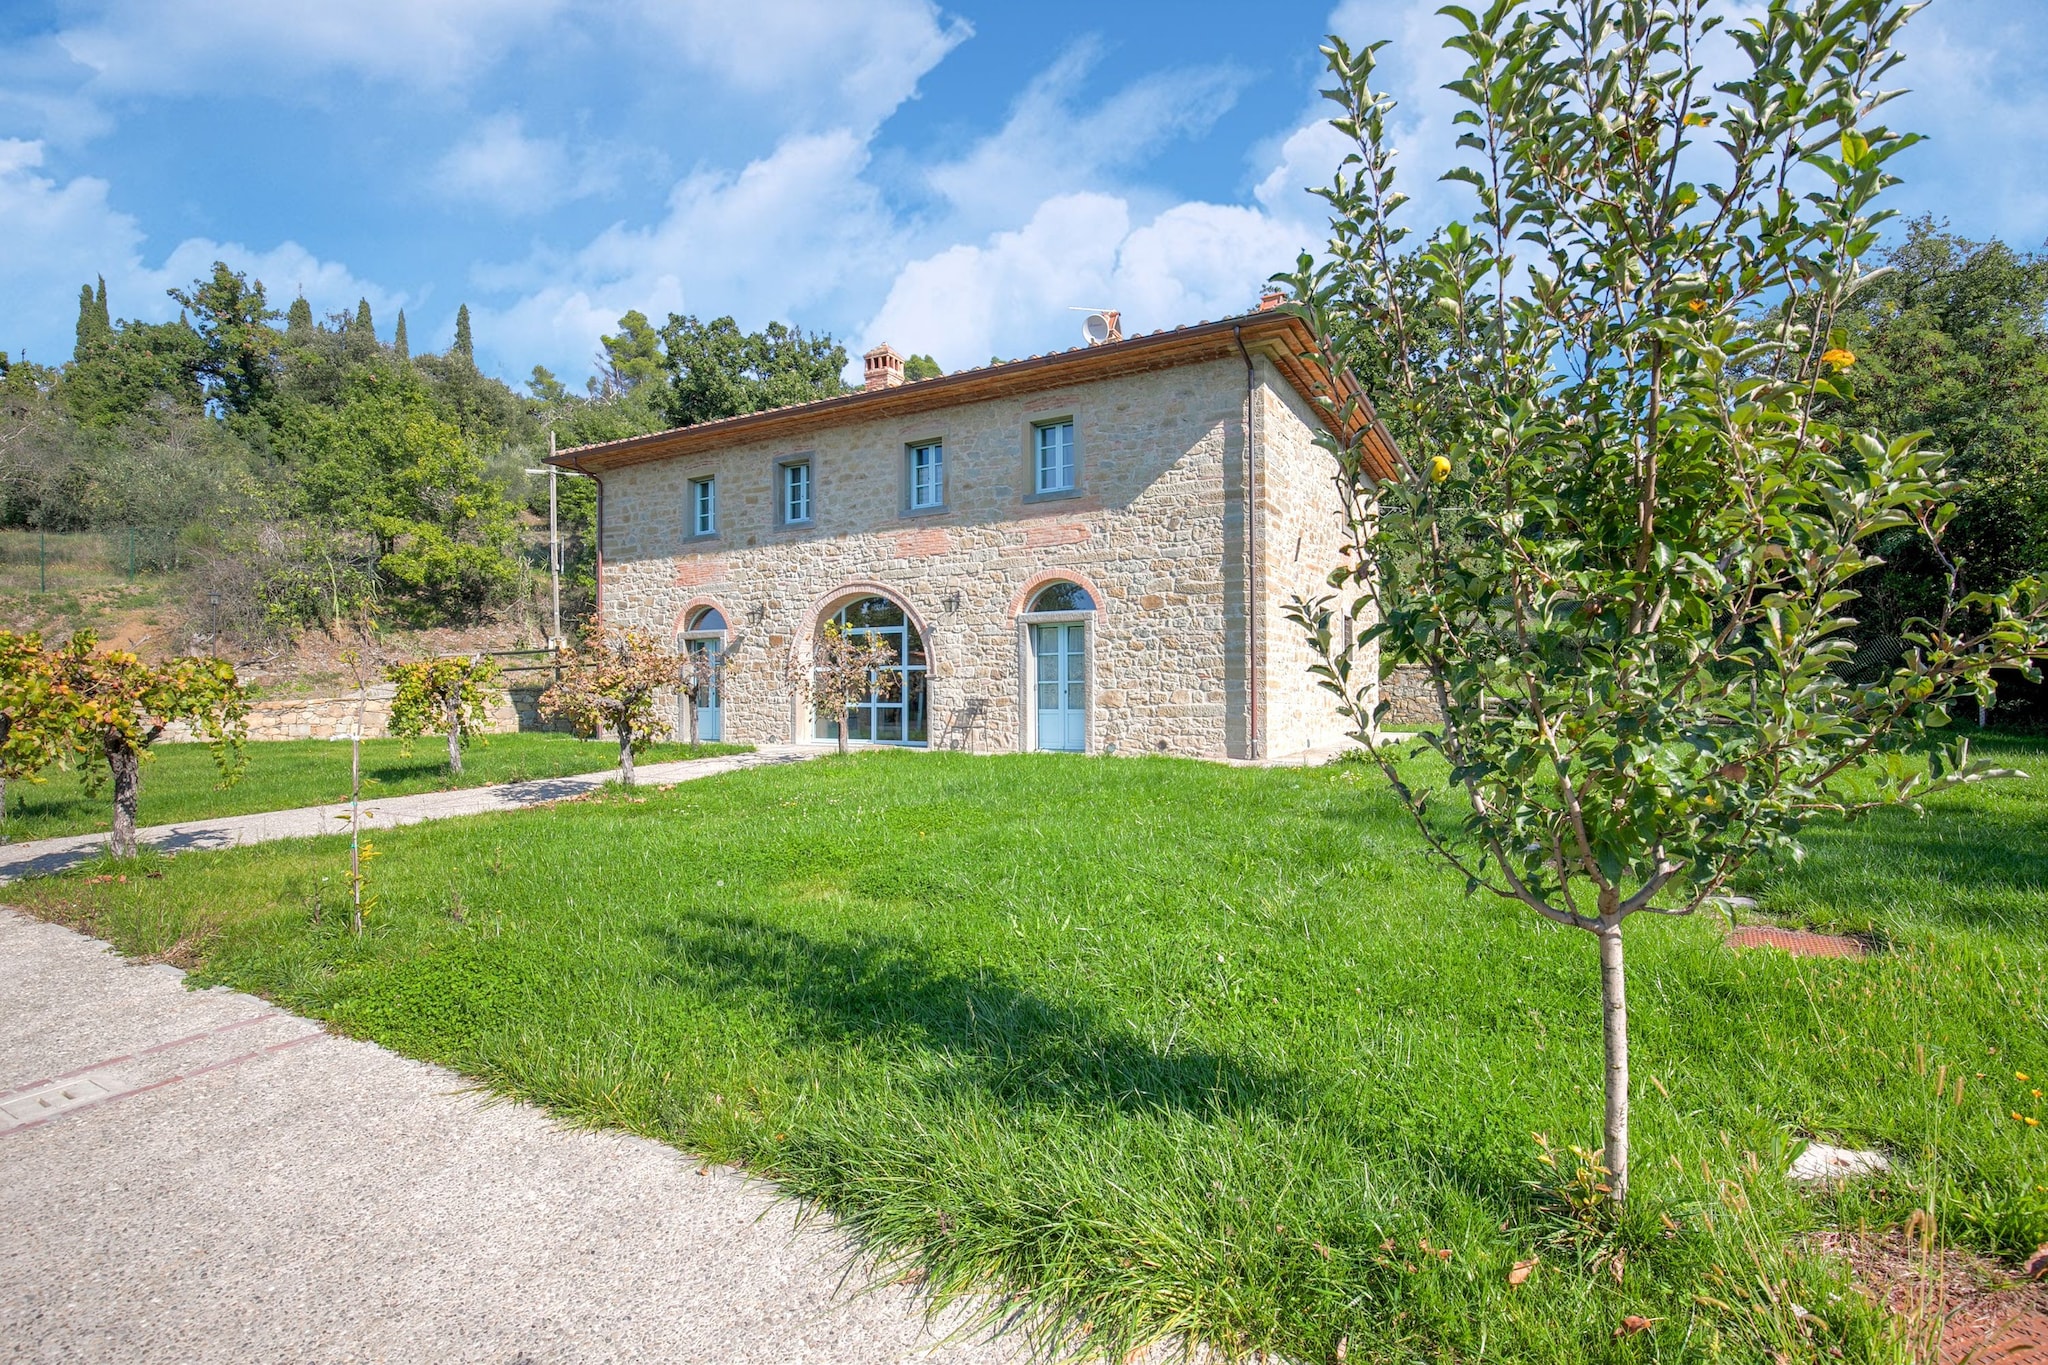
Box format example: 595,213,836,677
0,744,820,884
0,907,1027,1364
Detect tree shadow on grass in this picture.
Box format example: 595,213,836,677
1786,806,2048,934
635,909,1556,1230
640,909,1314,1124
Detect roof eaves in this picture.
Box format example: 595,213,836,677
548,311,1392,478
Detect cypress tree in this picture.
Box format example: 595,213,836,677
354,297,374,339
394,309,409,360
285,295,314,339
453,303,474,364
73,277,113,356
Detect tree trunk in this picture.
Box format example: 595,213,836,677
836,707,849,755
1598,916,1630,1204
617,717,635,786
108,742,142,858
445,696,464,775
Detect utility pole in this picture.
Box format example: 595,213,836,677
548,433,561,649
526,434,563,650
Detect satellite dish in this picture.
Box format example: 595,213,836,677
1080,309,1123,346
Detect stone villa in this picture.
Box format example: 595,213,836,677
546,304,1396,760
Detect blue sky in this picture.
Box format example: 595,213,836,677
3,0,2045,389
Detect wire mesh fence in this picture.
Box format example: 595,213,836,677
0,526,191,595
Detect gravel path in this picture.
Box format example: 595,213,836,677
0,744,819,884
0,908,1028,1364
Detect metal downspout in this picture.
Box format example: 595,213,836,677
1234,325,1261,761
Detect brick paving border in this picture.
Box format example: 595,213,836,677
1724,925,1870,959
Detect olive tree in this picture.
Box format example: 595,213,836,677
1281,0,2048,1203
0,631,80,836
795,621,900,755
385,654,503,775
53,632,248,857
538,626,679,785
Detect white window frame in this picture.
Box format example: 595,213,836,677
907,440,944,511
690,476,717,537
780,459,813,525
1034,419,1076,495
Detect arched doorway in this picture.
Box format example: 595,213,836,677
680,605,727,742
1023,581,1094,752
814,594,928,746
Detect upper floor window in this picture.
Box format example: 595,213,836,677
781,460,813,524
908,440,944,510
1034,420,1075,494
691,476,717,537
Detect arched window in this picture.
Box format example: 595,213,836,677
687,605,727,633
1029,581,1095,613
814,595,928,745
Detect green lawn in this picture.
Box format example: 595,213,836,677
0,733,751,841
6,745,2043,1363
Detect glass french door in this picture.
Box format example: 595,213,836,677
686,638,721,741
1034,622,1086,752
814,596,929,745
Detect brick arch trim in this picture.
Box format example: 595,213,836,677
671,596,735,637
1010,569,1108,619
800,581,937,654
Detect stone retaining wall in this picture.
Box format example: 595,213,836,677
1380,664,1442,729
161,685,564,742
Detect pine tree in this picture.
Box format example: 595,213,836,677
453,304,474,364
354,297,374,339
285,296,314,339
393,309,410,361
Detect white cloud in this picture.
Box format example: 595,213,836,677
434,114,618,214
474,130,897,378
55,0,567,96
927,41,1246,233
0,140,143,362
0,138,402,361
629,0,971,131
861,194,1303,370
49,0,965,134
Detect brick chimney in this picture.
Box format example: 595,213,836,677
863,344,904,391
1258,290,1286,311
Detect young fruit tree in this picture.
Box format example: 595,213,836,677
0,631,82,835
385,654,504,776
796,621,901,755
538,627,680,785
1280,0,2048,1205
52,632,249,857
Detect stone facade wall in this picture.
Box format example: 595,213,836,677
161,684,550,742
1255,364,1371,757
597,353,1359,760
